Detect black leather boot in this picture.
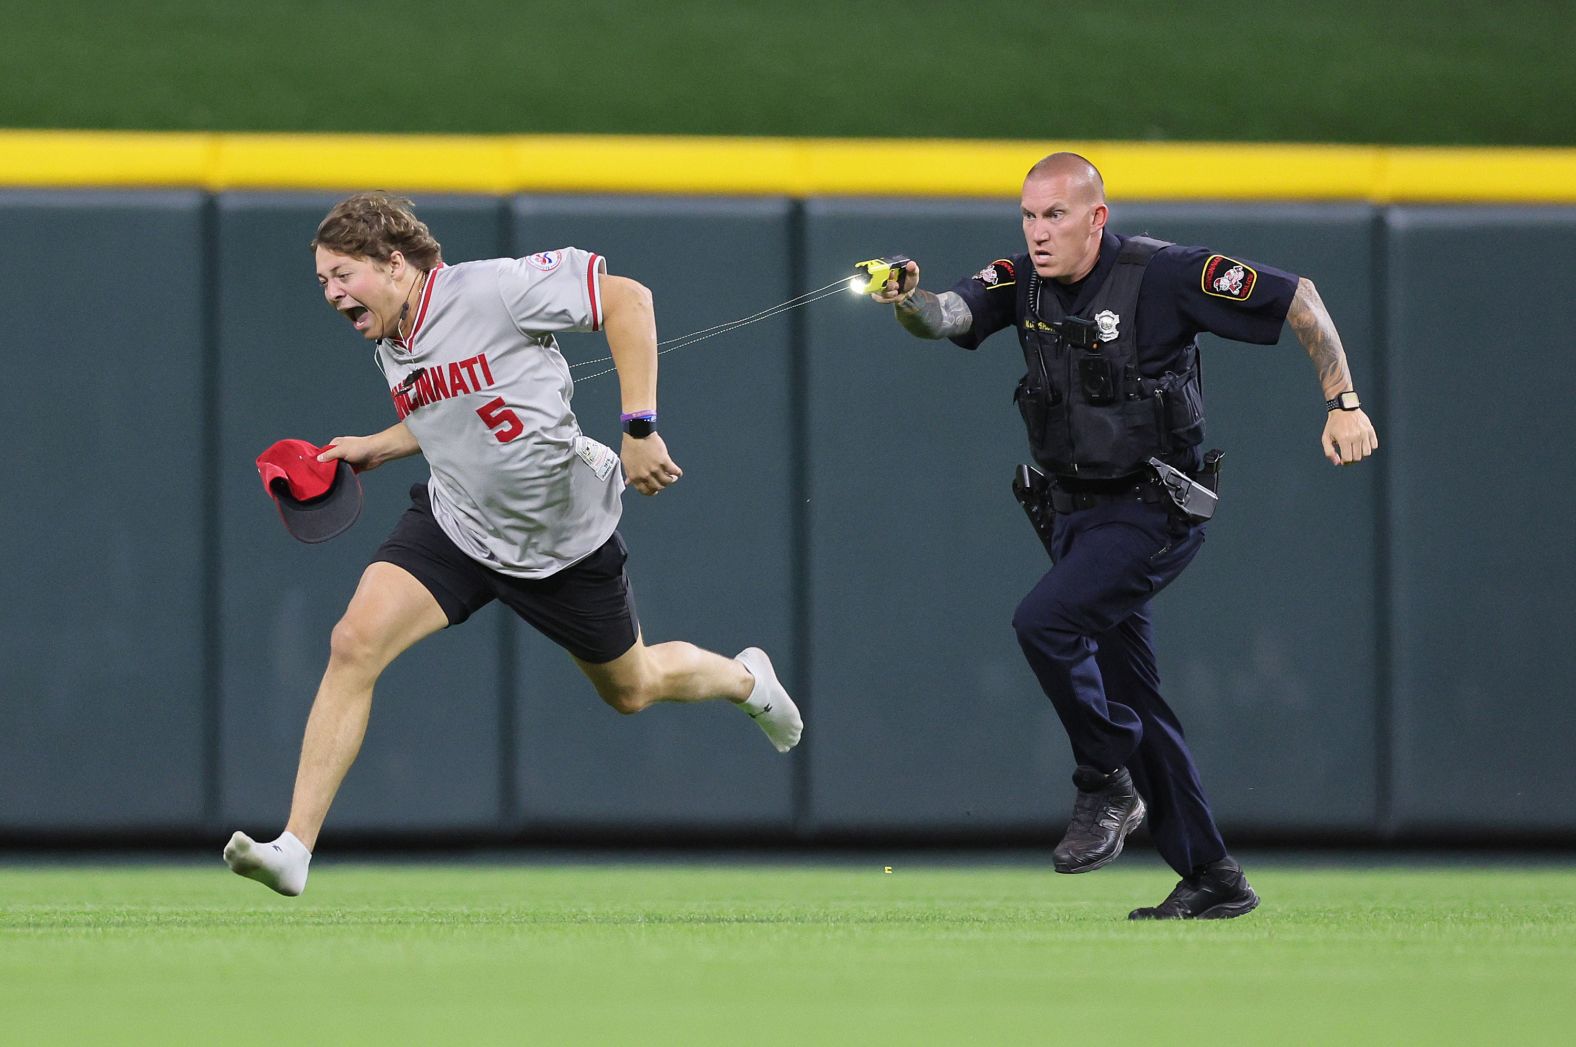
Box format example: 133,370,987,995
1052,765,1146,874
1128,856,1260,920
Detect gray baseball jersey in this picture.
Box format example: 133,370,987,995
373,248,623,578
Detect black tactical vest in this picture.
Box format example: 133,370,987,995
1013,236,1205,479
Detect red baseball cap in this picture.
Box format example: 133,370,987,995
256,438,363,544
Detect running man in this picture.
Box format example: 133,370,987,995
225,193,801,896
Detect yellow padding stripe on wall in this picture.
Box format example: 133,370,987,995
2,131,1574,203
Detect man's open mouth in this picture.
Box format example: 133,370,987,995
344,305,371,331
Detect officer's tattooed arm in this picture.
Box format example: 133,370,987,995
1287,276,1379,466
894,290,974,340
1286,277,1352,398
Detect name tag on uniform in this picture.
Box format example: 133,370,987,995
572,435,618,482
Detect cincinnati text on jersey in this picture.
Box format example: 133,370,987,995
391,352,497,419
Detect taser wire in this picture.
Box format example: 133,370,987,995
568,277,853,382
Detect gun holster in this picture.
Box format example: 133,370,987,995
1012,464,1057,559
1146,454,1222,523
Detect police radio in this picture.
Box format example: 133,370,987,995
1057,316,1101,350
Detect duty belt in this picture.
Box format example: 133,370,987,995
1048,479,1167,513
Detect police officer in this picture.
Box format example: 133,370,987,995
869,152,1377,919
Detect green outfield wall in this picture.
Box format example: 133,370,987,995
1,181,1570,846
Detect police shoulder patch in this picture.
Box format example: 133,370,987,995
1201,255,1257,300
973,258,1016,289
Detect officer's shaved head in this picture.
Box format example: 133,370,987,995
1025,153,1105,204
1020,152,1109,282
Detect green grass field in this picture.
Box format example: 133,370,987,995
3,1,1574,144
4,859,1573,1045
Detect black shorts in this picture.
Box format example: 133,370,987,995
372,483,639,664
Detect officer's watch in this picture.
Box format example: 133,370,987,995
1325,391,1361,412
621,411,657,439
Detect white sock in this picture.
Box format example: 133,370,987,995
735,647,803,753
223,830,312,897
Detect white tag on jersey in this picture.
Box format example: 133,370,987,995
572,435,618,482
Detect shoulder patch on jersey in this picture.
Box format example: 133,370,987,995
1201,255,1257,301
525,251,562,272
973,258,1016,289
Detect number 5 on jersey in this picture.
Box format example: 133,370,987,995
477,397,524,442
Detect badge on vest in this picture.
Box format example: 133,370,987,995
572,435,618,482
1094,310,1121,342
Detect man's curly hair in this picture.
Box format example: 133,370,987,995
311,192,443,270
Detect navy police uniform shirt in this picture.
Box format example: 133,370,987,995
947,230,1301,377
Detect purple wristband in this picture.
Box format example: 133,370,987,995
620,411,657,422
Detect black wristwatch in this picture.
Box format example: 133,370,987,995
621,412,657,439
1325,391,1361,412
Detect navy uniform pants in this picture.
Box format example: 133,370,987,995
1011,496,1226,877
